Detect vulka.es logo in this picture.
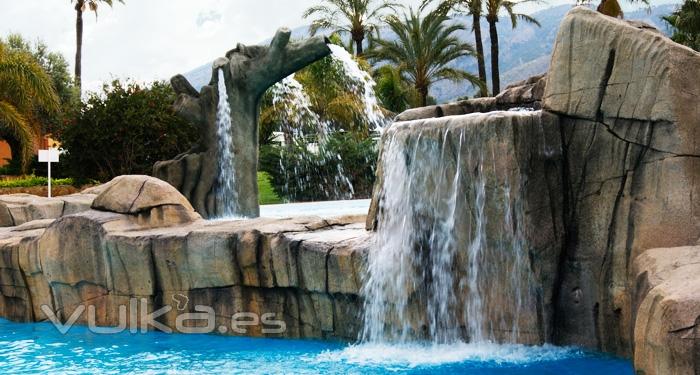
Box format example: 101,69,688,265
41,298,286,335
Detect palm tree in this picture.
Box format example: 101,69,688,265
0,41,60,172
303,0,402,55
578,0,649,18
485,0,540,94
71,0,123,92
662,0,700,51
368,9,484,107
421,0,489,97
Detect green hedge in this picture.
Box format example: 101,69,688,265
0,176,74,188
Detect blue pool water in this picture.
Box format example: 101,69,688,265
0,319,633,374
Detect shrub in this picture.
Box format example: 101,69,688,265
60,80,198,183
260,132,377,202
0,175,74,188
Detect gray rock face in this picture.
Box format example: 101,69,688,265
542,7,700,358
0,208,368,339
369,6,699,373
393,74,546,122
632,246,700,375
0,174,367,339
154,29,331,219
0,193,95,227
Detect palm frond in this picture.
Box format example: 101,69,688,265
0,100,34,170
369,7,481,103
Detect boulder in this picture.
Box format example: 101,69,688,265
632,246,700,375
91,175,201,227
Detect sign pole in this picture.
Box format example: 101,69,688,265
47,160,52,198
39,148,59,198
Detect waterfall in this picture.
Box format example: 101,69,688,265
268,74,355,201
327,44,387,131
215,69,239,218
269,75,327,142
361,116,536,345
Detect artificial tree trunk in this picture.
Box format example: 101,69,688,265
154,28,331,219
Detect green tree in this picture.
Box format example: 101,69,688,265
373,64,428,112
368,9,483,107
421,0,489,97
484,0,540,94
303,0,402,55
663,0,700,51
60,80,197,182
0,40,60,172
71,0,123,92
4,34,78,139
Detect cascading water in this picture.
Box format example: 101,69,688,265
361,117,537,345
262,46,389,203
328,44,387,131
267,74,354,201
269,75,326,142
215,68,239,218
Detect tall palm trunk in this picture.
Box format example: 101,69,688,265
472,13,488,97
418,86,428,107
354,37,364,55
75,0,84,92
487,16,500,94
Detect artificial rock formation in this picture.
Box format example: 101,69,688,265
0,175,369,339
369,6,699,373
0,193,95,228
154,29,331,219
0,6,697,375
393,73,546,122
632,246,700,375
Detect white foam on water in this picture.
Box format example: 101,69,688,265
313,342,583,368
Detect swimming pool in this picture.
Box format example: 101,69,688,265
0,319,633,374
260,199,371,218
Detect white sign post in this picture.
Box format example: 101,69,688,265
38,149,60,198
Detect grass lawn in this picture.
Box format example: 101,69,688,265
258,171,282,205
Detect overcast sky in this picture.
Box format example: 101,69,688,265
0,0,674,93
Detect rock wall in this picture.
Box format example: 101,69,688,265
0,176,368,340
543,7,700,358
369,6,699,373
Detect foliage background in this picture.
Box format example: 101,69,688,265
60,80,198,183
